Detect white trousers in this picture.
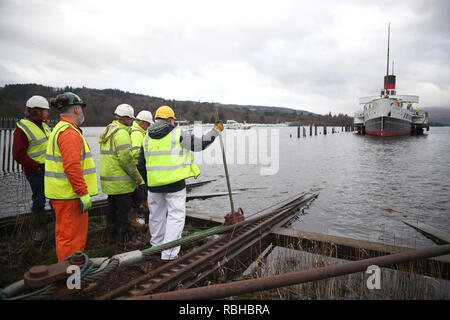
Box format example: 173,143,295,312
148,188,186,260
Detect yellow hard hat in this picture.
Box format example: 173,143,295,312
155,105,176,120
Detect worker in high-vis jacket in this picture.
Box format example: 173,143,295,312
138,106,224,260
45,92,98,262
13,96,51,242
130,110,153,228
99,104,143,244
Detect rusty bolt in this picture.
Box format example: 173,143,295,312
69,251,85,265
29,265,49,278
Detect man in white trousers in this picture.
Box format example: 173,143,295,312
138,106,224,260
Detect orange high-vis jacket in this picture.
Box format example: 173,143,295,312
52,116,90,261
57,116,88,196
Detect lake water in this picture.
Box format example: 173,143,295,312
2,125,449,249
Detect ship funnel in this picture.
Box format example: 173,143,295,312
384,75,396,90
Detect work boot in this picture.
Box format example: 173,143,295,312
32,212,47,243
139,204,150,225
130,212,145,229
33,228,46,242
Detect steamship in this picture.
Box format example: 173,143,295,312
354,25,429,137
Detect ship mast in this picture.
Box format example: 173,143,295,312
385,22,390,94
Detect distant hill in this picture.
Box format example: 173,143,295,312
421,107,450,126
0,83,352,127
219,103,318,116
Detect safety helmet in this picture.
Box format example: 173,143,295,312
114,104,135,119
26,95,49,109
155,106,176,120
136,110,153,123
50,92,86,110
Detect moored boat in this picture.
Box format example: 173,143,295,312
354,24,429,137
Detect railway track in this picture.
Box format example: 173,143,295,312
96,192,318,300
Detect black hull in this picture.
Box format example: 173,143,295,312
365,116,411,136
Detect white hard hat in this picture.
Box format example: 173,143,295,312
136,110,153,124
114,104,135,119
26,96,49,109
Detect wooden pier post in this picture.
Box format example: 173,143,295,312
297,126,300,138
324,126,327,135
309,124,312,136
315,125,317,135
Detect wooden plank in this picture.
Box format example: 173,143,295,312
402,219,450,245
186,192,240,201
269,227,450,280
378,207,450,245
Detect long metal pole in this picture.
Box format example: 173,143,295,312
215,109,235,224
129,244,450,300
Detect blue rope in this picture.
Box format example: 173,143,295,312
63,253,94,278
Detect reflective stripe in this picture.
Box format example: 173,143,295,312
29,137,48,147
146,163,193,171
100,150,116,155
28,149,46,158
116,144,132,151
81,152,93,161
52,124,71,156
124,165,136,174
132,146,141,150
17,120,38,141
46,154,62,162
100,175,133,181
144,150,186,156
45,167,96,179
100,128,126,156
46,150,92,162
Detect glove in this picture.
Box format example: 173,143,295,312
137,184,148,201
214,121,224,132
80,194,92,213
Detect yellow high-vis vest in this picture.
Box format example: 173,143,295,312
99,122,141,195
130,121,146,163
144,128,200,187
15,118,51,164
44,121,98,199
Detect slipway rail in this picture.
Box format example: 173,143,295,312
96,192,318,300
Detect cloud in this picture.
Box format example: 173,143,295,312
0,0,449,115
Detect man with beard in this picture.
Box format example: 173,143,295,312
45,92,98,262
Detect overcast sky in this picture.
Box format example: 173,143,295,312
0,0,449,115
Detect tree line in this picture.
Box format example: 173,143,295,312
0,84,354,127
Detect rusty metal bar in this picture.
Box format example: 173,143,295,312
126,244,450,300
271,227,450,280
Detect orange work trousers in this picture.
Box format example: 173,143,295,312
51,199,89,262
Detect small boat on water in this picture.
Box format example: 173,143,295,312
354,24,429,136
225,120,252,130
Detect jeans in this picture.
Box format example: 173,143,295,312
25,170,46,214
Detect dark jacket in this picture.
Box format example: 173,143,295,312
138,122,218,193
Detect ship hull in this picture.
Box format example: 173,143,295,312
365,116,411,137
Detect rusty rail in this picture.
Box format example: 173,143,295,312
96,192,318,300
126,243,450,300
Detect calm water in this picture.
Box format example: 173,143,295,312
2,125,449,249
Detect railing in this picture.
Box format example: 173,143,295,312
0,117,57,175
0,117,21,174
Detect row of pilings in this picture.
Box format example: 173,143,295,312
296,124,355,138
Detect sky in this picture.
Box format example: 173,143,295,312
0,0,449,116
